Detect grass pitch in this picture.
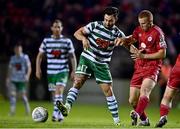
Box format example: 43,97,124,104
0,100,180,128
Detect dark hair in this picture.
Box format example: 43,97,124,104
54,19,62,25
103,7,119,18
14,41,22,48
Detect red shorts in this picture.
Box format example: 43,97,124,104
130,67,160,88
167,66,180,90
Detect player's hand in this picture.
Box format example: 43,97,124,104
70,71,75,81
36,69,42,79
130,45,138,53
131,49,145,60
82,38,90,50
114,37,125,46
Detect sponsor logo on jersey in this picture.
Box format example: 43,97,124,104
51,50,61,58
96,38,110,49
148,36,152,42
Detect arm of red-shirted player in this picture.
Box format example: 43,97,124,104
114,35,138,53
131,48,166,60
114,35,137,46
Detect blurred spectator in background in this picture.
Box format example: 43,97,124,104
36,19,76,122
6,43,31,116
158,58,172,104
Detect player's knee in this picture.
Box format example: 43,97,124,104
104,88,112,96
10,91,16,97
129,98,137,106
141,88,151,97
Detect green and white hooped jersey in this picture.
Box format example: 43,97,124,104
9,53,31,82
82,21,125,64
39,35,75,74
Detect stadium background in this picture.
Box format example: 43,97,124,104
0,0,180,105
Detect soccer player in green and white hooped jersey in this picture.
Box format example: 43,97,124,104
6,44,32,116
36,19,77,122
56,7,125,125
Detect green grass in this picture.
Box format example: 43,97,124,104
0,100,180,128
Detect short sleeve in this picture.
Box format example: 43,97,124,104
84,21,97,34
24,54,31,67
68,39,75,53
156,32,167,50
39,39,46,53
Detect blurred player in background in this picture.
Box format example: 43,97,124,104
6,43,31,116
155,54,180,127
36,19,76,122
115,10,167,126
56,7,125,125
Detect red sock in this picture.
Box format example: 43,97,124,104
160,104,170,117
133,105,147,121
135,96,149,116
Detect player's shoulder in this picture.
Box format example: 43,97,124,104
60,35,73,44
91,21,103,28
152,25,164,35
134,26,141,31
43,35,52,42
96,21,103,25
61,35,71,40
113,25,122,32
10,55,16,60
113,26,125,37
22,53,30,59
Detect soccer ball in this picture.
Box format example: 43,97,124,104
32,107,48,122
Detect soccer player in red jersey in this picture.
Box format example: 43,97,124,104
155,54,180,127
115,10,167,126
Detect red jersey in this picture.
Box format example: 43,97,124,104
132,25,167,69
175,54,180,67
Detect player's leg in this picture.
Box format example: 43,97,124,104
155,87,178,127
129,87,140,126
49,72,68,122
100,83,120,125
156,66,180,127
18,82,31,115
56,74,88,117
52,85,64,122
57,56,91,117
94,63,119,125
8,82,17,116
129,74,149,126
135,78,156,124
